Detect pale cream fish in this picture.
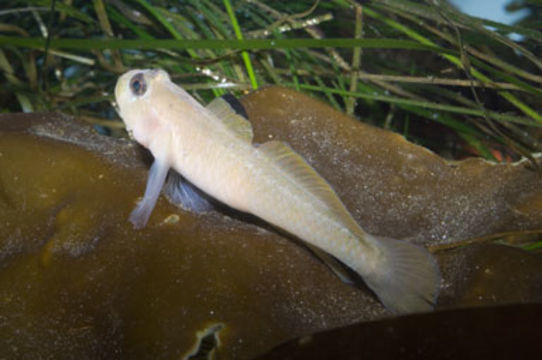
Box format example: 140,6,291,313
115,69,441,314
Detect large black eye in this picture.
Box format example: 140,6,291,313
130,73,147,96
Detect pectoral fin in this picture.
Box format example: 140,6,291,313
129,158,169,229
163,170,214,213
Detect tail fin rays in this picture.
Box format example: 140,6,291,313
362,236,441,314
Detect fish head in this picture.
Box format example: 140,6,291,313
115,69,172,149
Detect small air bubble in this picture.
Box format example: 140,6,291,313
163,214,180,224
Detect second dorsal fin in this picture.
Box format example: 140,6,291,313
258,141,357,229
206,95,253,142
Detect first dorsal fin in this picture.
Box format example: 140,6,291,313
206,95,253,142
258,141,358,229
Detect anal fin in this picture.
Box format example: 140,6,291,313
304,242,355,285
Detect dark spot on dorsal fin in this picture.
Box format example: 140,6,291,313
220,93,248,120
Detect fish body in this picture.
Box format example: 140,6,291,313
115,69,440,313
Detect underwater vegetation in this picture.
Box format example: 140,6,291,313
0,0,541,160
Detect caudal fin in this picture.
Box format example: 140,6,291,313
362,236,441,314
